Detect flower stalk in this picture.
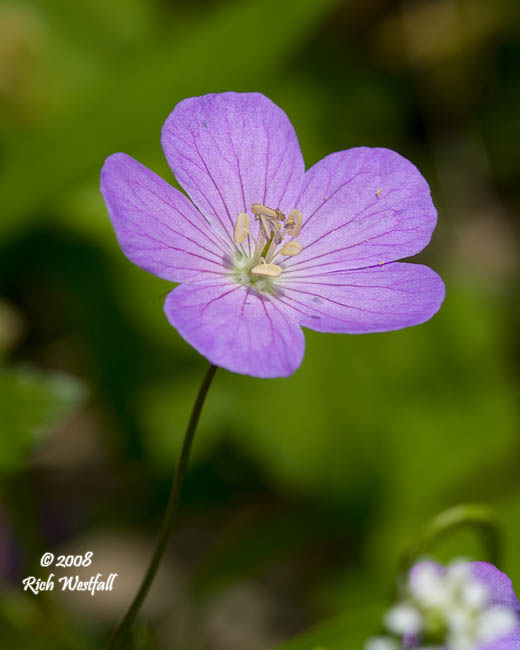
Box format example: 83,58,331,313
399,504,502,582
108,363,218,650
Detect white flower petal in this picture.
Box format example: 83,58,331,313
365,637,400,650
384,603,423,635
411,563,448,608
477,606,518,644
462,580,489,609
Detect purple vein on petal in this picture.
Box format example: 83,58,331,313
129,178,231,258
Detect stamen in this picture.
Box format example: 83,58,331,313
259,215,271,240
251,203,278,219
231,203,304,287
271,221,282,245
251,262,282,277
234,212,250,243
279,241,302,256
285,209,302,237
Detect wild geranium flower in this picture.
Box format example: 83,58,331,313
100,92,444,378
366,561,520,650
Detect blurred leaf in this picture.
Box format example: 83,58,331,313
0,0,337,239
273,606,383,650
131,621,159,650
193,508,332,594
0,366,86,474
0,588,95,650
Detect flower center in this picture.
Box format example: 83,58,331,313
231,203,303,291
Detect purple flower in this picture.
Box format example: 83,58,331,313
100,92,444,378
371,561,520,650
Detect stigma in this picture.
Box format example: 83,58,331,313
232,203,303,286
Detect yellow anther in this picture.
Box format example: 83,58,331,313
234,212,250,243
251,263,282,277
285,209,302,237
280,241,302,256
376,188,383,198
251,203,278,219
251,203,265,215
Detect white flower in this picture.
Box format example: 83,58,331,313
477,606,518,644
461,580,488,609
384,603,423,635
411,563,447,608
373,560,519,650
365,637,400,650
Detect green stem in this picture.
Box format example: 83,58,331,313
399,504,502,584
108,363,218,650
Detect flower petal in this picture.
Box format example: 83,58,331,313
481,626,520,650
277,262,445,333
285,147,437,276
164,281,305,378
468,563,520,613
161,92,305,245
101,153,229,282
409,561,446,606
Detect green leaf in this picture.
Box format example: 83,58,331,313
0,366,86,474
273,606,383,650
0,0,338,239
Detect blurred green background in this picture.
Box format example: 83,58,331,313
1,0,519,648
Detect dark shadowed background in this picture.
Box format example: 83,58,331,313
1,0,519,648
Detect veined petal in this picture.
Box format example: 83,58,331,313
164,281,304,378
101,153,229,282
161,92,305,245
285,147,437,276
277,263,445,333
468,563,520,613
